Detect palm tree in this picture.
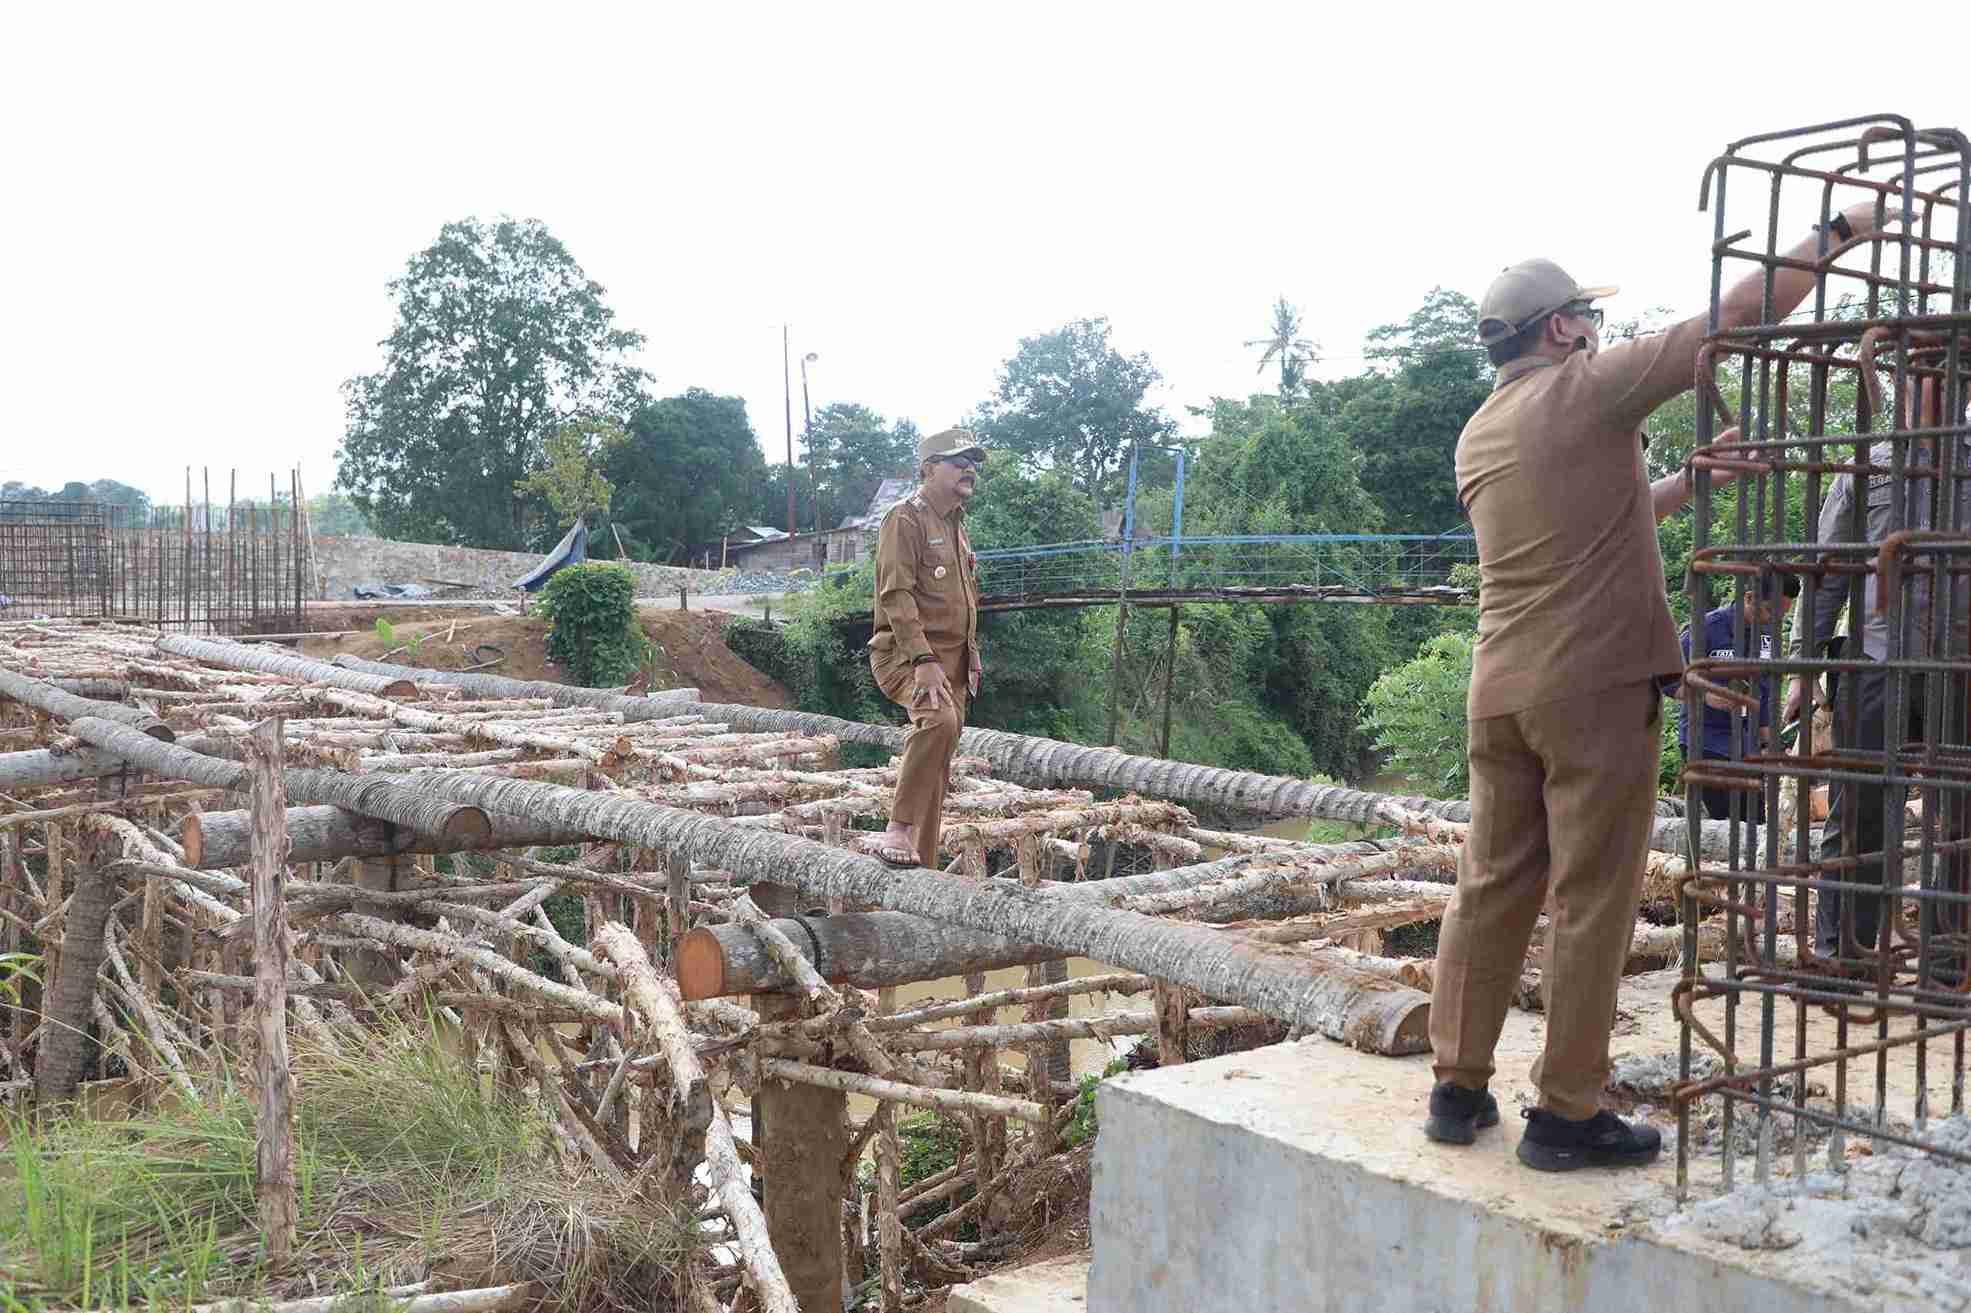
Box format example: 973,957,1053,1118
1244,296,1320,397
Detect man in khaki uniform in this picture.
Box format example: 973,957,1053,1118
1426,199,1894,1172
859,428,985,869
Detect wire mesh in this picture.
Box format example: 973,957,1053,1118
1677,116,1971,1192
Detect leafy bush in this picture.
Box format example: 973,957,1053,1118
538,563,647,687
1361,631,1474,798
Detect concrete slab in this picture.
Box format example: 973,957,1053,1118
1089,967,1968,1313
948,1253,1090,1313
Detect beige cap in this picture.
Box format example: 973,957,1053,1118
917,427,985,463
1477,259,1618,345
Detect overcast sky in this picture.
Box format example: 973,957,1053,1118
5,3,1964,509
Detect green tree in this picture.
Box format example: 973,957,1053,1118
1145,396,1394,778
605,389,769,563
515,418,623,531
335,217,649,550
1244,296,1319,398
1362,631,1475,797
0,479,151,518
1339,290,1492,535
802,402,919,530
1360,286,1482,371
966,452,1104,738
306,492,372,537
977,317,1176,499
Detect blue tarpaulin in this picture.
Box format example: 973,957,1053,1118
513,519,587,592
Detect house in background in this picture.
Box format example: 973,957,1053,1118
706,478,916,575
822,477,913,566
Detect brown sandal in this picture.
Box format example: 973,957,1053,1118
858,836,917,868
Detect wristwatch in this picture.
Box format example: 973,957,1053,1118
1817,212,1854,243
910,654,938,667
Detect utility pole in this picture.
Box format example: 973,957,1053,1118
801,351,819,532
782,325,797,538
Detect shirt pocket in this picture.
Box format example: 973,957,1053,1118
922,540,962,595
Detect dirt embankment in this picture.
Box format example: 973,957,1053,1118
295,607,790,708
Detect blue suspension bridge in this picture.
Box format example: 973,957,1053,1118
974,532,1476,612
972,445,1475,612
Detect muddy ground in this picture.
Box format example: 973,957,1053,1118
294,606,791,708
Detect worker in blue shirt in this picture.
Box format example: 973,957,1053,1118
1677,574,1799,822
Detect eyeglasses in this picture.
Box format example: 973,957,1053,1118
1513,301,1604,336
1562,302,1605,331
938,455,980,472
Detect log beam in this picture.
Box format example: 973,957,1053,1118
679,910,1060,998
184,804,590,869
404,770,1432,1054
328,652,699,722
61,717,493,851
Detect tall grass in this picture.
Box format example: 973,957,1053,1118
0,1019,542,1310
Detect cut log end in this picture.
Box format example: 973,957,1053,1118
143,721,177,743
182,814,206,868
1368,997,1431,1056
676,929,727,1001
381,678,419,699
438,806,494,847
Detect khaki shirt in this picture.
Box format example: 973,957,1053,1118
1790,435,1971,663
1456,318,1704,721
869,488,978,667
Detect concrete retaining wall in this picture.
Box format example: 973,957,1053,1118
311,536,728,600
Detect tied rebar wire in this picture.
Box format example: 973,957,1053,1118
1678,116,1971,1199
0,471,306,636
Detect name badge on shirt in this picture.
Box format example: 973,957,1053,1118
927,535,946,545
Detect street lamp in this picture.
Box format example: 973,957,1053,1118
801,352,819,534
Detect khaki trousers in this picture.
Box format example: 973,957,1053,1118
1429,678,1661,1120
872,646,970,869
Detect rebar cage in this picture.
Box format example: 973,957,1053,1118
0,476,307,635
1678,116,1971,1194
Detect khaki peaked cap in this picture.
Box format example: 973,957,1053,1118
1477,259,1618,345
918,427,986,464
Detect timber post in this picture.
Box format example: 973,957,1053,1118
34,826,114,1105
346,856,405,990
750,881,848,1312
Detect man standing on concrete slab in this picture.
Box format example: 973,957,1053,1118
1424,198,1895,1172
859,428,985,870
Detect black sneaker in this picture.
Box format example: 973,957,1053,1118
1423,1081,1499,1146
1516,1108,1662,1172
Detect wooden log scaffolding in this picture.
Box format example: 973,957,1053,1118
0,622,1750,1309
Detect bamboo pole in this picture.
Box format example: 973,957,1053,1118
244,717,297,1260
